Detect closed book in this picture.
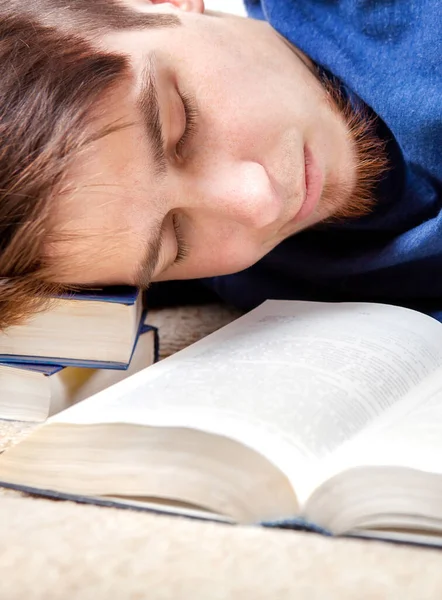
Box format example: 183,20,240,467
0,287,143,368
0,321,158,423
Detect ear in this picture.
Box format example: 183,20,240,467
149,0,205,13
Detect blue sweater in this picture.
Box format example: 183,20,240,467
203,0,442,319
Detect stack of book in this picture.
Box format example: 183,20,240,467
0,287,158,422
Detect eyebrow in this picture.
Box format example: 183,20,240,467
134,56,168,288
137,55,168,177
134,217,165,289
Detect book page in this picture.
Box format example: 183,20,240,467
51,300,442,500
322,364,442,478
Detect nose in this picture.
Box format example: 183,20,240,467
192,161,283,229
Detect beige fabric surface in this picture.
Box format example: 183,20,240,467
148,303,243,359
1,304,442,599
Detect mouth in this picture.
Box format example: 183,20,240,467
292,144,323,224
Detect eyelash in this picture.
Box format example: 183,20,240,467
175,92,198,158
172,213,190,265
169,93,197,265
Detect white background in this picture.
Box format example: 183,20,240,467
205,0,246,16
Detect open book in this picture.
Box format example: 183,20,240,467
1,300,442,546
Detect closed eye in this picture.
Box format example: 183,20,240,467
175,92,198,158
172,213,190,264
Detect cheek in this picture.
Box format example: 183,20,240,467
158,223,264,281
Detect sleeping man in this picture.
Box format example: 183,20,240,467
0,0,440,326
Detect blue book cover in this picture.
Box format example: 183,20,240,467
58,286,140,305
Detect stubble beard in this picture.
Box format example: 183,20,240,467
315,68,390,224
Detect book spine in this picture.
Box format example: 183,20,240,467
143,325,160,363
261,517,332,536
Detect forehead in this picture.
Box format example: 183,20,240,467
54,70,162,226
100,10,219,70
47,73,165,285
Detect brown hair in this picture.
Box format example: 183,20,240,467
0,0,178,329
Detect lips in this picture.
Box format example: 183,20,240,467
293,144,323,224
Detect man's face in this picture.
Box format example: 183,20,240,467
52,0,360,287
